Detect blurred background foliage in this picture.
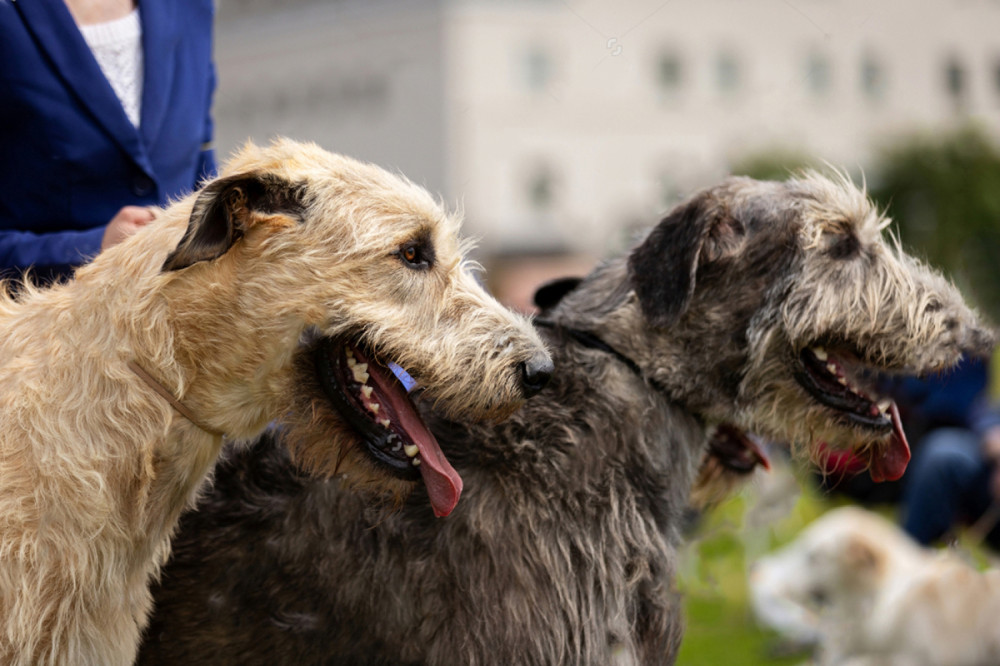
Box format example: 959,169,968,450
733,125,1000,323
676,477,832,665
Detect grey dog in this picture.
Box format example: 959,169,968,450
138,173,992,665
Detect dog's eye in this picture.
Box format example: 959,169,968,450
396,241,434,270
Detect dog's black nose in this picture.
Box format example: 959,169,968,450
519,353,553,398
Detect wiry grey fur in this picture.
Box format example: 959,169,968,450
138,173,993,665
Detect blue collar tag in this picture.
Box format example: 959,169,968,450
387,362,418,393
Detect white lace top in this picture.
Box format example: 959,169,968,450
78,9,144,128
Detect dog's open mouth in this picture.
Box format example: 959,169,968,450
794,345,910,482
314,337,462,517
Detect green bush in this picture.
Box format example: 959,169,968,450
871,126,1000,321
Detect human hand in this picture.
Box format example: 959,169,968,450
982,427,1000,499
101,206,156,251
983,426,1000,463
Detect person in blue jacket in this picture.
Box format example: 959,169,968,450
899,355,1000,550
0,0,217,283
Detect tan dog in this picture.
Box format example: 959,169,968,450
0,139,550,665
752,506,1000,665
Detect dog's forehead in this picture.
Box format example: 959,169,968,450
219,139,465,261
724,181,796,231
224,139,444,216
784,174,885,244
723,176,881,241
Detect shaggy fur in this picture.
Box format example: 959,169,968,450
0,139,549,666
752,507,1000,666
139,173,992,665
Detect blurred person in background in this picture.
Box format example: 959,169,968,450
0,0,216,283
899,354,1000,550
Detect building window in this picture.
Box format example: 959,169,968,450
715,51,741,94
806,52,831,96
526,164,557,212
656,171,681,210
522,45,553,93
994,59,1000,102
860,53,886,101
656,52,683,93
944,57,966,106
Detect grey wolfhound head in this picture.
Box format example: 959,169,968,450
556,172,993,481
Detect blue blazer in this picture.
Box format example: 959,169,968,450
0,0,217,280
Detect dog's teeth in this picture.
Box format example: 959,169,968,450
369,402,380,414
412,456,422,467
813,347,828,361
404,443,419,458
877,399,891,414
380,418,391,428
352,363,369,384
346,349,355,360
361,385,373,399
837,376,848,385
826,362,838,375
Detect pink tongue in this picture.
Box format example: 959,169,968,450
394,404,464,517
366,361,463,517
869,401,910,482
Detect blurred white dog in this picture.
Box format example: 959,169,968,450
750,506,1000,666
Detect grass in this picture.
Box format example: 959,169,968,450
674,466,999,665
675,475,834,665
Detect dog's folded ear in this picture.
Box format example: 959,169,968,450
843,535,881,574
533,277,583,314
628,189,745,327
163,172,305,272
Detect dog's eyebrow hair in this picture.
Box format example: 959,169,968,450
409,223,435,241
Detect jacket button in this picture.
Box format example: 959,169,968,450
131,174,154,197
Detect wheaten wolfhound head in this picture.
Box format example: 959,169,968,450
566,172,992,481
144,139,550,515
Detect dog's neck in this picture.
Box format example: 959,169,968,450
543,263,698,412
127,360,225,436
532,318,668,396
432,321,702,547
65,210,300,440
549,258,750,428
60,212,301,517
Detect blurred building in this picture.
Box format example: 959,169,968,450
213,0,1000,259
